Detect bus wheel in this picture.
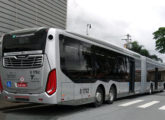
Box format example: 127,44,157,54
93,87,103,107
149,85,153,95
107,87,115,104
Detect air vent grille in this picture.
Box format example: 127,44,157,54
3,55,43,68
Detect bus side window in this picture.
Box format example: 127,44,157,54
60,36,95,83
94,46,110,80
60,37,81,81
93,46,130,82
134,59,141,82
60,38,65,70
79,43,95,82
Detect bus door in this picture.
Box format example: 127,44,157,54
155,68,158,90
129,59,135,93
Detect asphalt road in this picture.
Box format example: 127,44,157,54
0,92,165,120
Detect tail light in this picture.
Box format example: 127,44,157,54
46,69,56,95
0,76,3,92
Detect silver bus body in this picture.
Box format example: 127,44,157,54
0,42,2,95
0,28,165,105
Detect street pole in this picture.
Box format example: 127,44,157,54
86,24,91,36
122,34,132,49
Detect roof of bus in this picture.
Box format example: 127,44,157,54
9,27,47,34
4,27,165,66
66,31,141,58
146,57,165,67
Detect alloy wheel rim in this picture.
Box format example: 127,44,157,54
110,91,114,101
96,92,102,102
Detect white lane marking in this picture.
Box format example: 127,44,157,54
138,101,160,108
119,100,144,107
159,106,165,110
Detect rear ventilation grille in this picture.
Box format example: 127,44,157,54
3,55,43,68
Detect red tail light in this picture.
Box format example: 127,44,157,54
0,76,3,92
46,69,56,95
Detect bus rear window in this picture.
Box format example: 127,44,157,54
3,29,47,53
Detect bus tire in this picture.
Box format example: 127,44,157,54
107,86,116,104
93,87,104,107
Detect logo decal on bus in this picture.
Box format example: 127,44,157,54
20,76,25,83
7,81,12,88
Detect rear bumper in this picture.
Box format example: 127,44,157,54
1,90,58,104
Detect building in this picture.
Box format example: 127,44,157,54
0,0,67,37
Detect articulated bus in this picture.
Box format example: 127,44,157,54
0,27,165,106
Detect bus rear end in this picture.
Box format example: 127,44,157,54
1,28,58,104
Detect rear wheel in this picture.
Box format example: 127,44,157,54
107,87,116,104
93,87,104,107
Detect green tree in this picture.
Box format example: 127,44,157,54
129,41,163,62
153,27,165,53
158,58,163,63
150,54,158,60
140,49,150,57
130,41,143,53
150,54,163,63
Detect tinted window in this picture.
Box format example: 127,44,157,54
60,35,132,83
135,59,141,82
146,64,163,82
3,29,47,53
161,70,165,82
60,35,95,83
79,43,95,81
147,63,155,82
158,72,161,82
94,46,129,81
94,46,130,82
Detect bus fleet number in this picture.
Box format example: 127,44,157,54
80,88,89,94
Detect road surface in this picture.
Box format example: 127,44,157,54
0,92,165,120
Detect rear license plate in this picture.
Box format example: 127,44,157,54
15,96,29,101
17,82,28,87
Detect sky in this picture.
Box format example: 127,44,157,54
66,0,165,61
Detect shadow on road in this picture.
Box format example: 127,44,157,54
0,91,164,120
0,103,39,111
2,103,93,119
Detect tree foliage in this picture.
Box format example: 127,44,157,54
129,41,163,62
153,27,165,53
140,49,150,57
150,55,163,63
130,41,143,53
